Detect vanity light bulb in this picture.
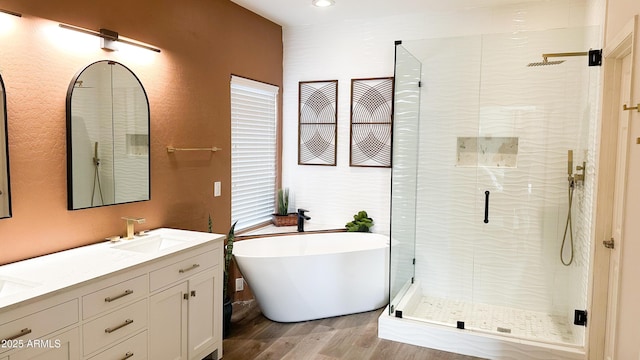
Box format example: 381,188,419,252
101,38,119,51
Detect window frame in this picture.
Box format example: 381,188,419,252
230,75,281,231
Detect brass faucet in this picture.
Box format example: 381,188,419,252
122,217,146,239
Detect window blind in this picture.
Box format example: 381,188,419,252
231,76,279,230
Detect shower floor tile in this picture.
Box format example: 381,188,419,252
407,296,577,345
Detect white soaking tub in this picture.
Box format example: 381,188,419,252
233,232,389,322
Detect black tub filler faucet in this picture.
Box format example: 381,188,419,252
297,209,310,232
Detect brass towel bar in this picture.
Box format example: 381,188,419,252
623,104,639,112
166,146,221,153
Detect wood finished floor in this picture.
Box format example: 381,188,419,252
222,307,486,360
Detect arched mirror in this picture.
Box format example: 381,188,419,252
0,73,12,219
66,60,150,210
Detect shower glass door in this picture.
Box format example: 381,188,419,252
389,43,421,314
472,27,597,345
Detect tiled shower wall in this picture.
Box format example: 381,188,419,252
112,66,149,204
405,26,600,328
282,0,601,236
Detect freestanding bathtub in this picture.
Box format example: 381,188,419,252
233,232,389,322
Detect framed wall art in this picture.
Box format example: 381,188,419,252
298,80,338,166
350,77,394,167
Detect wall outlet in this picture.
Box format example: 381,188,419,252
214,181,221,197
235,278,244,291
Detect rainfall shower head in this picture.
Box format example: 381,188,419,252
527,60,565,67
526,51,598,67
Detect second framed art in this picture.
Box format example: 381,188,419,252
350,77,394,168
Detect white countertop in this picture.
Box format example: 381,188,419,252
0,228,225,311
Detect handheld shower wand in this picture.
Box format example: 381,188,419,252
561,149,584,266
91,142,104,206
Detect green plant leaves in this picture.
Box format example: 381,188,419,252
345,210,374,232
277,188,289,215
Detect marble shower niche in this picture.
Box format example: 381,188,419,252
457,136,518,168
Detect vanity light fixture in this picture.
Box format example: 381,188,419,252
0,9,22,17
58,23,161,53
100,28,119,51
312,0,335,7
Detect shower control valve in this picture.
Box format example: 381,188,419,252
574,162,586,184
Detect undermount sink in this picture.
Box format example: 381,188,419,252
0,277,40,298
111,235,189,254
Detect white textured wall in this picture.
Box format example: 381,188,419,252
283,0,595,234
71,64,115,208
112,65,150,204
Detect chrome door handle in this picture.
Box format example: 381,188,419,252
105,319,134,333
105,289,134,302
179,263,200,274
2,328,32,341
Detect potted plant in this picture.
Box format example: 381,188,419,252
271,188,297,226
222,221,237,338
210,216,236,338
345,210,374,232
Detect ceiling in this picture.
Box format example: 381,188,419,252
230,0,539,27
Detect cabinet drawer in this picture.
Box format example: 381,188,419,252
82,299,147,356
87,331,147,360
0,300,78,354
83,275,149,319
149,249,218,292
7,327,79,360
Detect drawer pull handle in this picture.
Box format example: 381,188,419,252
121,351,134,360
179,263,200,274
191,290,197,297
105,319,134,334
105,289,134,302
2,328,32,341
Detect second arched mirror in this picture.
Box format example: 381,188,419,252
66,60,150,210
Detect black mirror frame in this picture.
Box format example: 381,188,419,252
65,60,151,210
0,73,12,219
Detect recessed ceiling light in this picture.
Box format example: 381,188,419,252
312,0,335,7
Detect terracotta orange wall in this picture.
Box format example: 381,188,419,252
0,0,283,265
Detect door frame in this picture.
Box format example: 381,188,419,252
588,15,637,360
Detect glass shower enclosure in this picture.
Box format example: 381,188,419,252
390,26,600,347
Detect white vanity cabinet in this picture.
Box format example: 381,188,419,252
0,229,224,360
148,250,221,360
